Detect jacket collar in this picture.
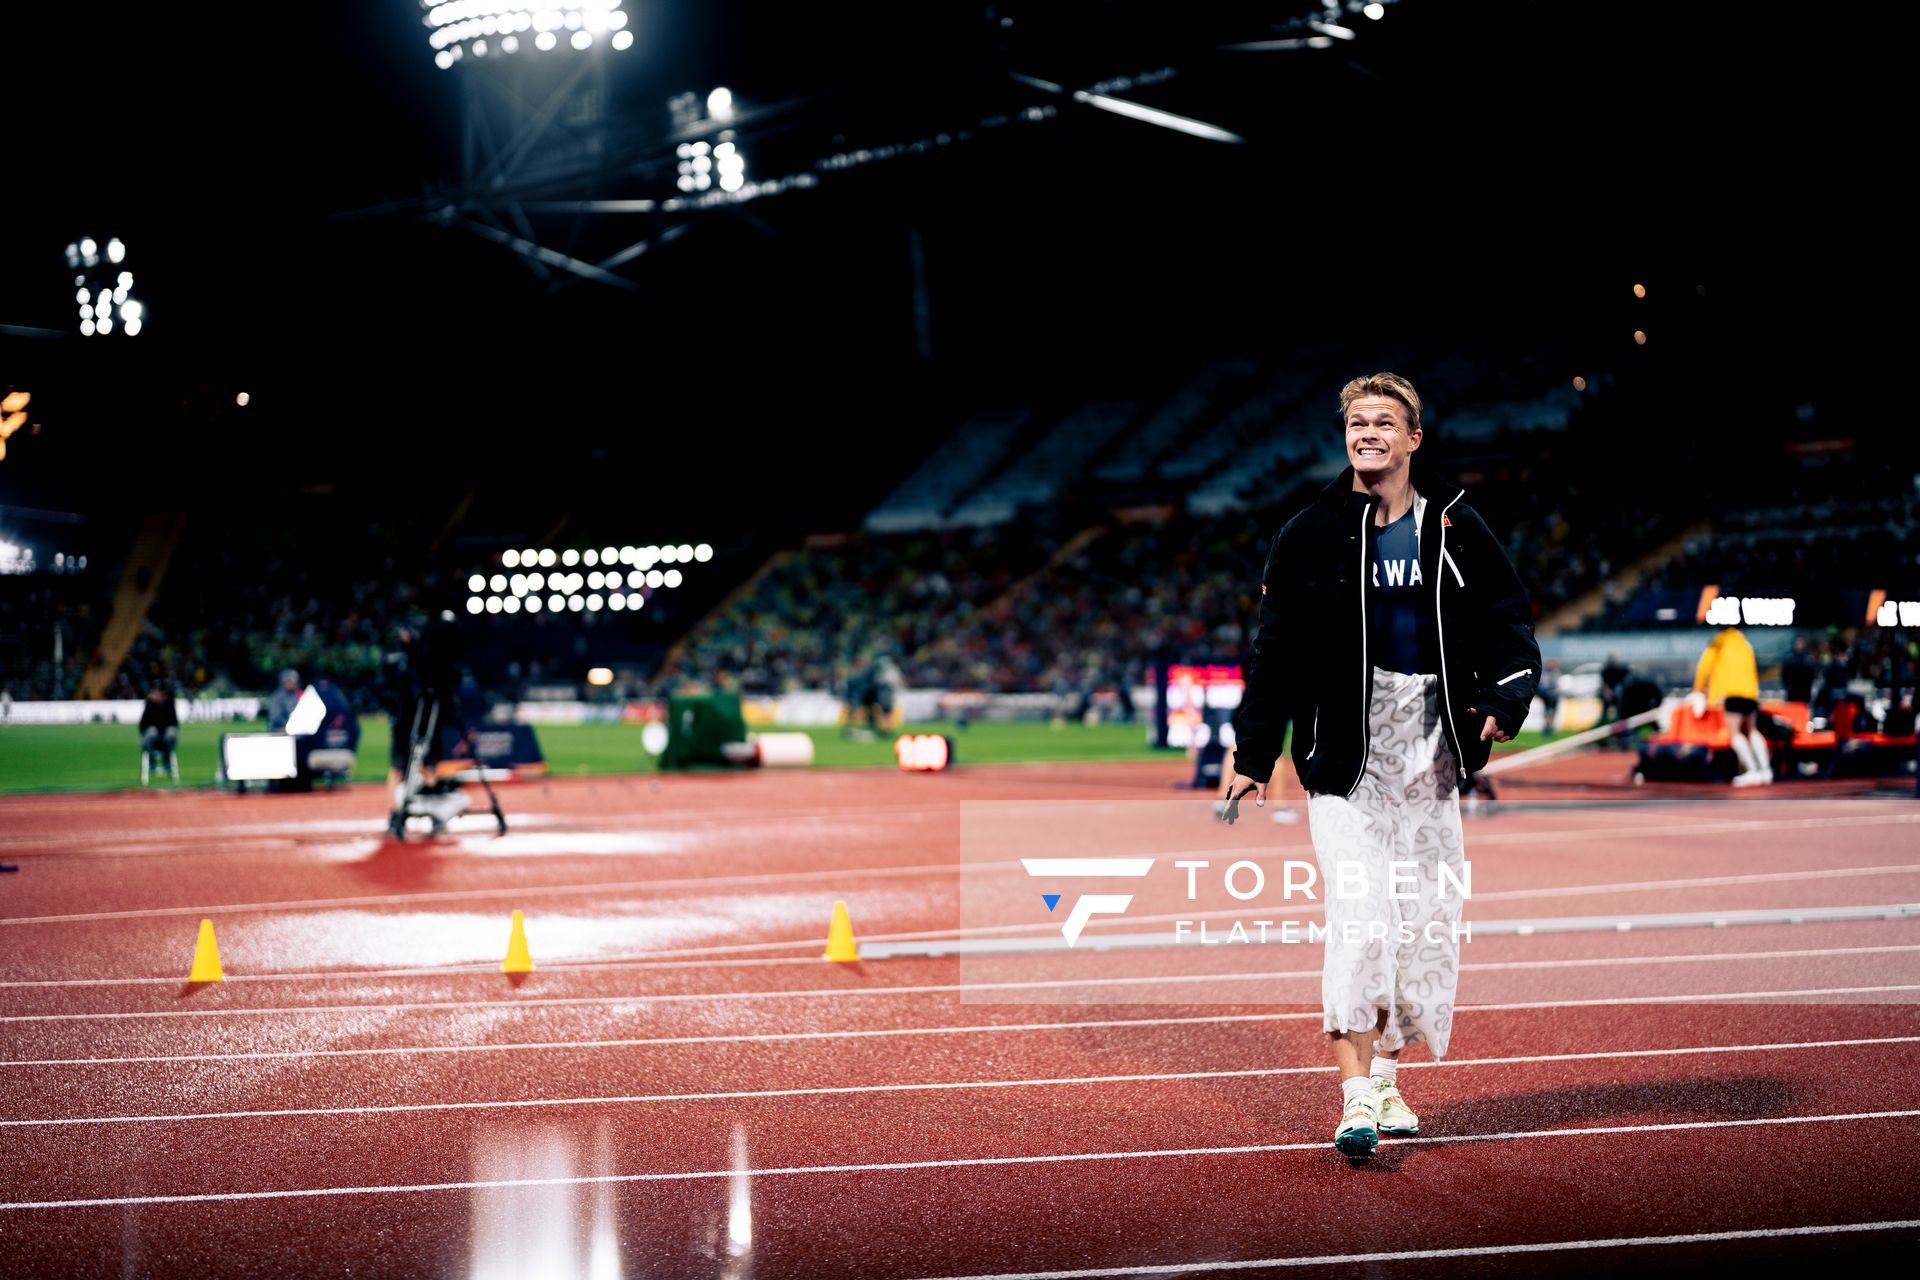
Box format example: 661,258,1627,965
1318,456,1466,511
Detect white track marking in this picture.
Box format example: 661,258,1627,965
0,857,1008,927
6,972,1920,1027
0,1012,1306,1068
6,860,1918,984
4,810,1914,929
12,938,1918,993
8,1035,1915,1127
5,1110,1918,1211
901,1220,1920,1279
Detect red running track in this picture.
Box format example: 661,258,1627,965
2,760,1918,1277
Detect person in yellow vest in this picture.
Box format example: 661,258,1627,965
1691,626,1771,786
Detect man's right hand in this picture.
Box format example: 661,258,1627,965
1228,775,1267,808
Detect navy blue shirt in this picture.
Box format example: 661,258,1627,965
1368,508,1431,675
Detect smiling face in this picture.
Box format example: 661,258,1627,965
1346,394,1420,480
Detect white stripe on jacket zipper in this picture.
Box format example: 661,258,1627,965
1434,490,1466,782
1496,667,1532,686
1349,503,1371,797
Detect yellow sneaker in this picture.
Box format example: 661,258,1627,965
1373,1077,1419,1136
1333,1097,1380,1158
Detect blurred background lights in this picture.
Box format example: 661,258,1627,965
421,1,633,66
69,237,145,338
236,392,251,407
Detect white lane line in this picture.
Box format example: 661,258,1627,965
6,810,1914,929
901,1220,1920,1279
8,861,1919,987
0,857,998,927
6,1110,1919,1211
7,973,1920,1028
8,1035,1915,1128
0,802,950,852
1471,862,1920,902
0,1012,1306,1068
13,937,1919,995
1467,811,1920,844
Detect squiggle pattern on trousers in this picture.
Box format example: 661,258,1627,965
1306,665,1466,1057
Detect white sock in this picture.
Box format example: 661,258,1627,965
1341,1076,1375,1109
1748,731,1771,774
1370,1055,1398,1083
1729,733,1757,774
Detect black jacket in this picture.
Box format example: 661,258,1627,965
1231,461,1541,794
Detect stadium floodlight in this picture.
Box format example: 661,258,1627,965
587,667,614,686
489,574,507,591
419,1,634,68
503,596,522,613
568,595,585,612
676,544,693,561
486,597,503,613
645,569,664,588
527,596,543,612
70,238,147,337
707,86,733,120
677,140,712,193
601,545,617,564
1364,3,1386,18
586,594,604,611
528,572,544,590
236,392,251,406
664,569,683,588
608,593,625,611
627,570,644,588
695,543,713,562
537,548,556,567
548,594,565,611
502,550,521,568
468,574,486,591
563,549,580,566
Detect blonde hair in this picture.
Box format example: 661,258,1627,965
1338,372,1423,435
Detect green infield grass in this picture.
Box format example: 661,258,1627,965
0,716,1567,794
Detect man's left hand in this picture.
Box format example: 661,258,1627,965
1470,708,1513,743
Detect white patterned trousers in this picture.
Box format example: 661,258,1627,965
1306,665,1466,1057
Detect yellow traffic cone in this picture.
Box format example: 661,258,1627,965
187,918,224,983
823,899,859,962
502,909,534,974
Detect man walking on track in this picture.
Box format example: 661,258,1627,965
1227,372,1541,1159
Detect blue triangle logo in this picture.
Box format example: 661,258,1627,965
1042,894,1062,912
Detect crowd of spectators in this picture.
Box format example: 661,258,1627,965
655,521,1063,696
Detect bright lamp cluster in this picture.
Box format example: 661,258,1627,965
465,542,712,618
65,238,145,337
676,139,747,194
421,1,635,69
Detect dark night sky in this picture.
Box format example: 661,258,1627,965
0,2,1886,529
